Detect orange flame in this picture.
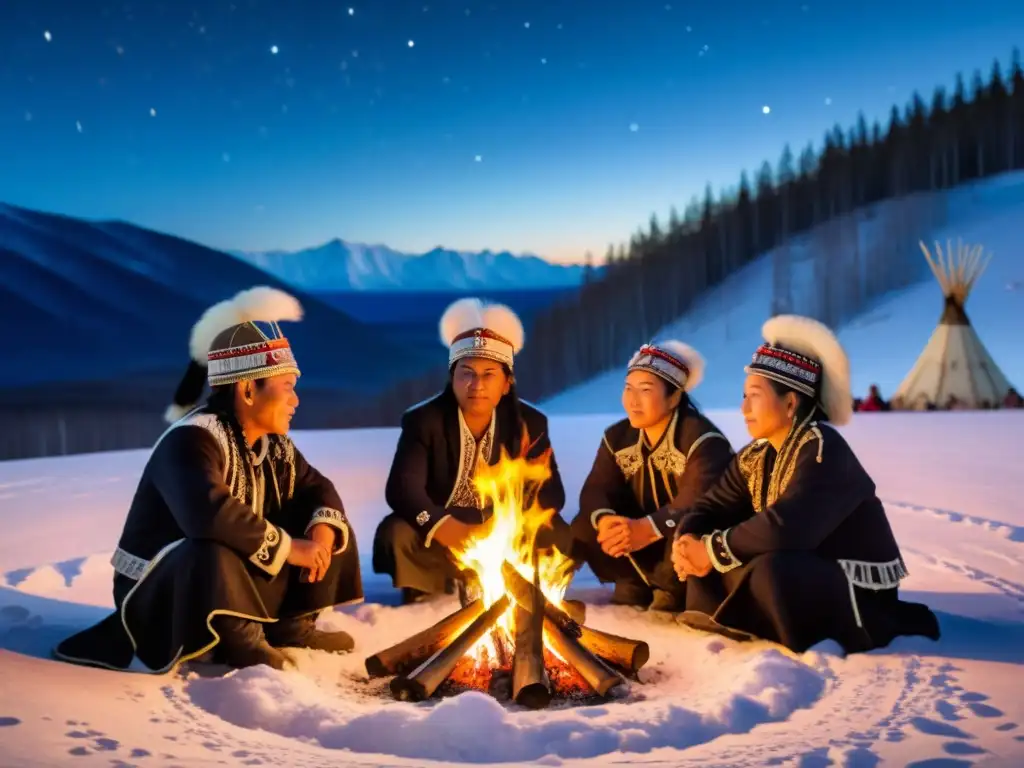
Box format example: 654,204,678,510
449,424,574,662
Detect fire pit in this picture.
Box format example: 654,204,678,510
364,431,650,710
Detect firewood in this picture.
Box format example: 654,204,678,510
511,557,552,709
501,562,650,673
542,615,625,698
365,599,486,677
389,595,511,702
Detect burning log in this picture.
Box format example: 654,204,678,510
510,557,552,709
512,604,551,709
501,562,650,673
542,615,625,698
365,599,486,678
390,595,511,702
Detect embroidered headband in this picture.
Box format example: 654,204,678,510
448,327,517,369
439,297,525,370
206,323,301,387
745,342,822,398
627,341,704,392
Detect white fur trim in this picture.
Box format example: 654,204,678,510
438,297,526,366
760,315,853,426
188,286,303,363
163,403,195,425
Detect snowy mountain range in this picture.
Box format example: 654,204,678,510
229,240,592,292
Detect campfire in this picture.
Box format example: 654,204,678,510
365,430,650,709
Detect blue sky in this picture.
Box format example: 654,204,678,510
2,0,1022,263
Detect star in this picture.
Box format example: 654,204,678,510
524,21,530,28
824,97,832,106
474,154,482,162
407,40,415,47
762,105,771,114
540,57,547,64
43,30,52,42
150,107,157,116
270,45,279,54
76,120,83,132
222,152,231,162
629,122,639,132
348,7,354,14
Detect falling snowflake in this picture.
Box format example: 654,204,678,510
685,25,692,32
629,122,639,132
407,40,415,47
24,111,32,122
115,45,124,56
824,97,832,106
76,120,83,132
270,45,279,54
150,107,157,116
474,154,482,162
540,57,547,64
524,21,530,28
222,152,231,162
762,105,771,114
43,30,52,42
348,7,354,14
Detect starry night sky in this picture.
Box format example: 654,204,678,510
2,1,1022,263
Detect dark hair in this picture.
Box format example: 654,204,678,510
206,379,269,449
659,379,702,415
765,378,822,423
448,359,527,456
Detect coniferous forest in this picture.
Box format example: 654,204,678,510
351,49,1024,426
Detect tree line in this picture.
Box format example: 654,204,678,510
345,48,1024,427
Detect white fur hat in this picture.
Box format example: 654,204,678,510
164,286,304,423
745,314,853,426
627,340,705,392
439,297,525,369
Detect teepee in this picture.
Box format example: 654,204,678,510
893,238,1012,410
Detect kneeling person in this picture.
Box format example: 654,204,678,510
54,287,363,673
573,341,733,611
372,298,569,604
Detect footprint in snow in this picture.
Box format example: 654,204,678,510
0,717,20,727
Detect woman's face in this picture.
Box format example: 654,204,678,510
622,370,678,430
741,374,797,441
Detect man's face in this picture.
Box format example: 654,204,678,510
451,357,510,418
240,373,299,435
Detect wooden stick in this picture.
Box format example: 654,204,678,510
501,562,650,673
389,595,510,702
542,615,625,698
511,553,552,709
365,599,486,678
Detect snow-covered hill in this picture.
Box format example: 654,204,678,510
230,240,593,292
1,410,1022,765
543,173,1024,415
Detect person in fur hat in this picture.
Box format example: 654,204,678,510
371,297,570,604
53,287,363,673
573,340,734,611
671,315,940,652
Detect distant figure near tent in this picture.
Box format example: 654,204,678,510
893,239,1013,410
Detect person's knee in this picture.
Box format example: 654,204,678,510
387,518,425,555
175,539,244,569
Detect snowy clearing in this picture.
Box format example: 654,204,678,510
1,411,1022,766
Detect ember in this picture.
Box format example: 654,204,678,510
365,428,650,709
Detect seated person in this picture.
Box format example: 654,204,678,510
672,315,941,653
372,298,569,604
573,340,734,611
54,287,363,673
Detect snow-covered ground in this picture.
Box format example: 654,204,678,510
1,409,1022,766
543,173,1024,415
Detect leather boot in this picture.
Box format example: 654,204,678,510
266,613,354,654
211,615,294,670
611,580,653,608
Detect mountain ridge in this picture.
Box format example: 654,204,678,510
229,238,593,292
